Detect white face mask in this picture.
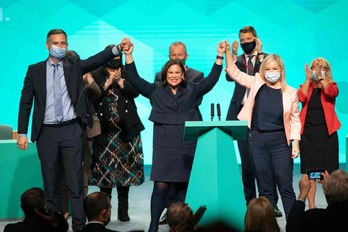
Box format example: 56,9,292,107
311,70,326,81
49,45,67,60
264,72,281,83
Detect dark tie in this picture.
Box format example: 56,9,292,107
247,55,254,75
52,63,63,122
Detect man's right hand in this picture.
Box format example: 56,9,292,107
298,174,311,201
17,136,28,150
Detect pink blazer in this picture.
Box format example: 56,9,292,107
225,66,301,145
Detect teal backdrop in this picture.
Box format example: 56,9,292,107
0,0,347,165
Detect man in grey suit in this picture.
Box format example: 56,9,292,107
17,28,126,231
154,41,204,120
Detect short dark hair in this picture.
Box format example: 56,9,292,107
239,26,257,37
20,187,46,218
160,59,187,86
167,202,193,229
46,29,67,43
84,192,111,220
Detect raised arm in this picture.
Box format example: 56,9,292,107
123,40,155,99
225,43,254,88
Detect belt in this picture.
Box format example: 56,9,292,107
257,129,284,133
43,118,78,128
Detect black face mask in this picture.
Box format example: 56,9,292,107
241,40,256,55
106,59,122,69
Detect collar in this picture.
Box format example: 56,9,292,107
86,221,105,225
243,50,258,59
47,58,63,67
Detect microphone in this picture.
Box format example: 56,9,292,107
211,103,215,121
217,103,221,121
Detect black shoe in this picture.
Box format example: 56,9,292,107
274,206,283,217
159,213,167,225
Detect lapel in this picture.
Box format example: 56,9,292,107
282,86,291,116
38,60,48,103
63,58,71,91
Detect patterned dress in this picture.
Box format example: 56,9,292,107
89,89,144,187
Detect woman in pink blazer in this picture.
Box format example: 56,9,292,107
225,45,301,219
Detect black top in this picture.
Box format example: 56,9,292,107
305,88,325,125
251,84,284,132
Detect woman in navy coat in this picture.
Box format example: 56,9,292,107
123,40,227,232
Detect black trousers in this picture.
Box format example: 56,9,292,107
36,122,85,230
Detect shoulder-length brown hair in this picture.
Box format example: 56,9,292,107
244,196,280,232
160,59,187,87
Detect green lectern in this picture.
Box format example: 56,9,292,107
184,120,248,231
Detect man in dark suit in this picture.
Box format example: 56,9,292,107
154,41,204,120
286,169,348,232
17,28,126,231
81,192,119,232
225,26,282,217
4,187,68,232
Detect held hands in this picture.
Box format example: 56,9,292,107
122,39,134,55
217,40,228,55
118,38,130,51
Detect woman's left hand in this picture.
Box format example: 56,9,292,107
292,145,300,159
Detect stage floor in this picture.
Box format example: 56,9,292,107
1,163,345,232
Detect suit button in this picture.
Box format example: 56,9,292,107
100,113,103,116
125,110,128,113
125,100,128,103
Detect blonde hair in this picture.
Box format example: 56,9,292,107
244,197,280,232
310,57,333,81
259,54,287,92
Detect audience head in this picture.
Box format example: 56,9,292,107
160,59,188,87
323,169,348,205
310,57,332,81
20,187,46,218
84,192,112,225
239,26,257,55
167,202,193,232
259,54,287,92
167,202,207,232
244,196,280,232
168,41,188,66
